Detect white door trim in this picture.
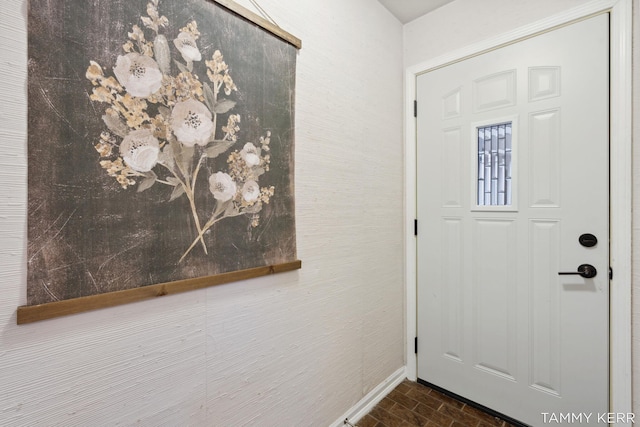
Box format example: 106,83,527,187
404,0,633,422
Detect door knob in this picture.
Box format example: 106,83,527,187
558,264,597,279
579,233,598,247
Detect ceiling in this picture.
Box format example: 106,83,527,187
377,0,455,24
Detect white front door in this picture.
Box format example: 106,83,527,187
416,14,609,426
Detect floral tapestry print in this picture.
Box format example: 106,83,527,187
27,0,297,305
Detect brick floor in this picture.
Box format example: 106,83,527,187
355,380,519,427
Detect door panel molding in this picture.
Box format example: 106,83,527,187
404,0,632,422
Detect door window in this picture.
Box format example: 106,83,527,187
477,122,512,206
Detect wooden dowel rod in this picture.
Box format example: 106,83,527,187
17,260,301,324
212,0,302,49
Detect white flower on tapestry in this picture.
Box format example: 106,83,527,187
171,98,214,146
209,172,236,202
240,142,260,167
242,180,260,203
120,129,160,172
113,53,163,98
86,0,275,263
174,32,202,63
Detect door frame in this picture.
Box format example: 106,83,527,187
404,0,632,421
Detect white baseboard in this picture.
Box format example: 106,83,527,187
329,366,407,427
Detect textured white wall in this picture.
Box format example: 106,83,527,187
403,0,589,68
404,0,639,416
0,1,404,426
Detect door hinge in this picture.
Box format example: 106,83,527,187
414,337,418,354
414,219,418,236
609,267,613,280
413,100,417,117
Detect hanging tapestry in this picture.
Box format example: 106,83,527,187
23,0,300,323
